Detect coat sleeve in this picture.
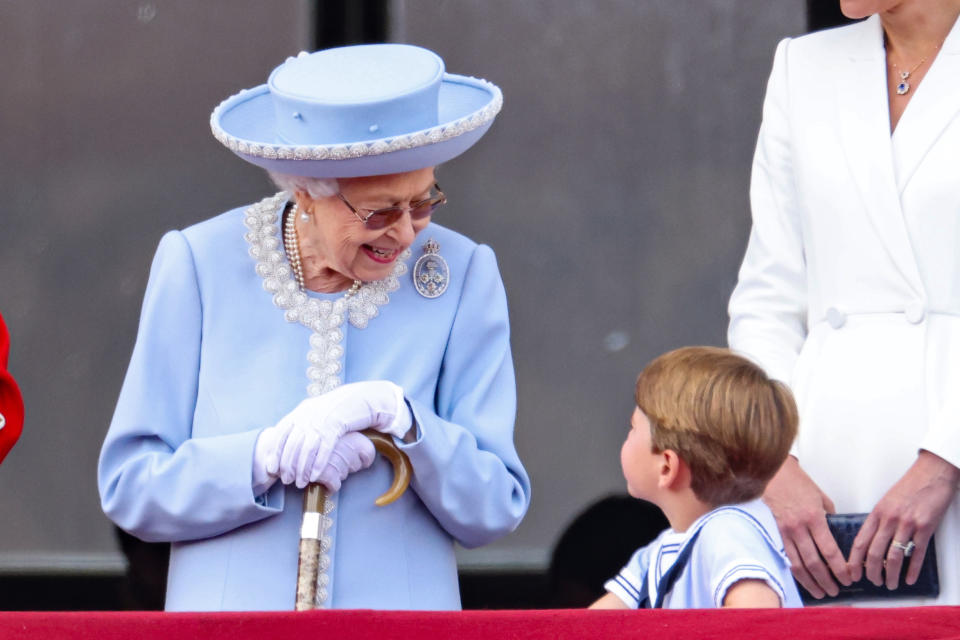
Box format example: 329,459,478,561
98,231,281,543
399,244,531,548
727,38,809,387
922,399,960,469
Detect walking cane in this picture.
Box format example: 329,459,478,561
295,428,412,610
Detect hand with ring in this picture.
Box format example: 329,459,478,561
847,451,959,590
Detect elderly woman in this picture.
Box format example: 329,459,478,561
98,44,530,611
728,0,960,605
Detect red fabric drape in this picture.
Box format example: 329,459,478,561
2,607,960,640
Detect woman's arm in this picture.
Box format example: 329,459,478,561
727,38,808,381
397,244,531,548
847,450,960,589
98,231,280,543
727,38,850,598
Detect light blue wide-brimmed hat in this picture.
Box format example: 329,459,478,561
210,44,502,178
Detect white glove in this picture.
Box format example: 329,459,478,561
253,380,412,490
252,430,377,495
315,431,376,493
252,419,292,495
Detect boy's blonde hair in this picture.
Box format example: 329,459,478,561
635,346,798,506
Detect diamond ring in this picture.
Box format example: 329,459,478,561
891,540,916,557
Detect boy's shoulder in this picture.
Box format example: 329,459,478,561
689,499,798,607
692,499,788,569
697,500,782,546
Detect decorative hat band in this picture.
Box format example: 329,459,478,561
210,79,501,162
209,44,503,176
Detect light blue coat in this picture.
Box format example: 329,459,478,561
98,201,531,611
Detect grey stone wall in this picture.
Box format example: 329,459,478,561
397,0,804,568
0,0,804,571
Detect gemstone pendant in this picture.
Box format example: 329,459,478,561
896,70,910,95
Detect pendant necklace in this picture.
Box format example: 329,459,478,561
890,44,938,96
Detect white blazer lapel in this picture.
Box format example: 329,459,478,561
891,15,960,194
836,16,924,293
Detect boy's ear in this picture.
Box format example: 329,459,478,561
657,449,690,491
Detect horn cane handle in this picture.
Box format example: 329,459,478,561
360,428,413,506
295,429,414,610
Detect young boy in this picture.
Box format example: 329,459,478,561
590,346,802,609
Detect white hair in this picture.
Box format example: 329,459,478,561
268,171,339,199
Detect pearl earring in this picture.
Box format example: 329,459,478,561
300,209,311,222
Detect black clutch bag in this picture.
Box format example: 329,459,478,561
799,513,939,603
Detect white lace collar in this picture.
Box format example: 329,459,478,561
243,192,409,397
243,192,409,331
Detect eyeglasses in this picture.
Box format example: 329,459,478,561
337,183,447,230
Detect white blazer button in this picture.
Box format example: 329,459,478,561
826,307,846,329
905,302,926,324
0,412,5,429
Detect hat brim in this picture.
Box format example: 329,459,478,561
211,74,501,178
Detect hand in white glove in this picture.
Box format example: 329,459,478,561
253,380,412,490
315,431,376,493
252,430,377,495
252,418,293,495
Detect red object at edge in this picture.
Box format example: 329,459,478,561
0,311,24,464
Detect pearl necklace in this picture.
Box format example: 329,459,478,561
245,193,408,333
284,203,362,297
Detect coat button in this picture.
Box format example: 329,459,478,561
905,302,926,324
826,307,846,329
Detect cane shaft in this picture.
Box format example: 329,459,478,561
295,484,326,611
293,432,413,610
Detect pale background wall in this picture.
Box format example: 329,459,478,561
0,0,804,572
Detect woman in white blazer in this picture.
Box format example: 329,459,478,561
728,0,960,605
